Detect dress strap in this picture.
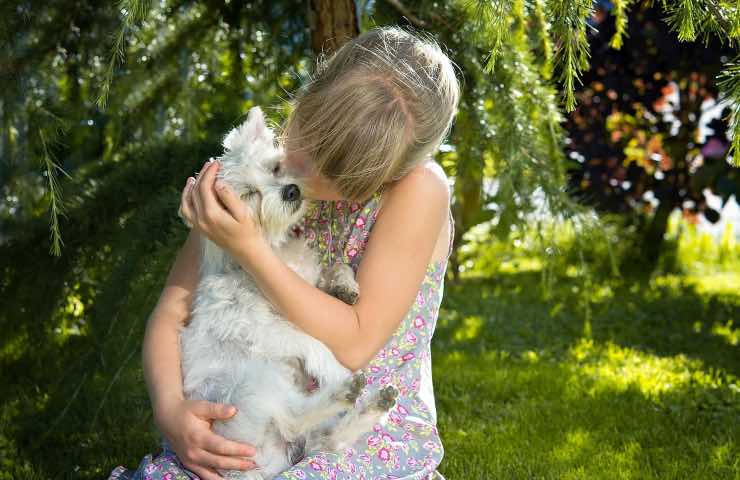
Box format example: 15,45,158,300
374,186,385,213
446,207,455,259
363,187,385,232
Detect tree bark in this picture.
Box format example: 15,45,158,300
307,0,360,56
643,198,674,263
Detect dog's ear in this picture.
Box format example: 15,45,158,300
222,106,273,152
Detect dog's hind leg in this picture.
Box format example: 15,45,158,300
295,372,366,433
273,372,366,442
310,384,399,452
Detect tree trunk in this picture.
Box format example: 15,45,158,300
307,0,359,56
450,173,482,281
641,78,701,265
643,198,674,263
449,94,484,281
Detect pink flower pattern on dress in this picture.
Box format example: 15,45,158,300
276,189,450,479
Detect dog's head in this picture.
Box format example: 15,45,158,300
181,106,305,247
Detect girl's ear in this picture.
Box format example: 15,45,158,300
222,106,273,152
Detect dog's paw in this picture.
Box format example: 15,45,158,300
329,284,359,305
345,373,366,404
375,385,399,411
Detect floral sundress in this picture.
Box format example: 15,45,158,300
107,188,451,480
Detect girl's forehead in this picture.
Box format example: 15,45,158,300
283,148,313,177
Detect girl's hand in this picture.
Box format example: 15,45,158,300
155,398,258,480
180,158,262,257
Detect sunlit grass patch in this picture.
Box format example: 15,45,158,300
549,428,592,464
451,315,484,342
567,338,721,397
434,340,739,479
667,213,740,274
434,345,738,479
710,320,739,346
433,260,739,479
686,272,740,297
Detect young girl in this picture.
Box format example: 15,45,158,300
108,25,460,480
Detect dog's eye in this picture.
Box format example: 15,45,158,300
272,163,281,176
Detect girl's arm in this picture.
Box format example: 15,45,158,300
223,162,450,371
143,226,257,479
142,228,198,419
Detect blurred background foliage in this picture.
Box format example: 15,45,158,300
1,0,738,478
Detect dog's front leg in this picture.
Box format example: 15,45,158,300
317,263,359,305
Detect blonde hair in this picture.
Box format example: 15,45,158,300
277,25,461,201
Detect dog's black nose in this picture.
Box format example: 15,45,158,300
282,184,301,202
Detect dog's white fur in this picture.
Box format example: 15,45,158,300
177,107,396,479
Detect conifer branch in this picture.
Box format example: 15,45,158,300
609,0,634,49
664,0,705,41
97,0,153,110
547,0,594,112
382,0,459,30
467,0,514,74
704,0,734,35
532,0,555,78
383,0,429,28
37,107,72,257
716,57,740,166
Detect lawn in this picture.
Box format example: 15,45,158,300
434,269,739,479
1,233,738,479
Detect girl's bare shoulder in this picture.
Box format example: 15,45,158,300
381,159,450,211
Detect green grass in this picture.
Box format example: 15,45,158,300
434,270,739,479
1,227,738,479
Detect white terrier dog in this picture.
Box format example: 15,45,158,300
177,106,398,479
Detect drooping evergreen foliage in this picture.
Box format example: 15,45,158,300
1,0,739,478
3,0,739,271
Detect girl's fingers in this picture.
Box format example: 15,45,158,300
192,159,215,223
202,430,256,458
192,400,236,420
198,158,220,214
192,159,209,197
180,177,196,221
198,448,256,472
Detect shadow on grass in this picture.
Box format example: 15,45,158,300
0,317,161,479
437,271,739,376
0,268,737,479
431,272,739,478
432,351,737,479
